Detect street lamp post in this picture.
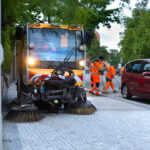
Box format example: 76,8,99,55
0,0,4,149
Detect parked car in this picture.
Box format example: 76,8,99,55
121,59,150,99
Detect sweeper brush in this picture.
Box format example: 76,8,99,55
5,104,45,122
67,100,96,115
10,24,96,123
6,68,97,122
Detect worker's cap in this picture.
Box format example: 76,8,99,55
92,59,98,63
99,56,104,60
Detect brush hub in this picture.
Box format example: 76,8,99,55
10,104,38,112
69,100,93,107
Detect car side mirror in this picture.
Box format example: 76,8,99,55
145,66,150,72
143,72,150,77
29,43,34,50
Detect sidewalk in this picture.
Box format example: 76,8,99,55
3,91,150,150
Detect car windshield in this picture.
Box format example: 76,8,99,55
28,28,82,61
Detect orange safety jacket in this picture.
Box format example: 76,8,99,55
98,61,104,71
90,61,104,75
120,68,124,74
106,66,115,80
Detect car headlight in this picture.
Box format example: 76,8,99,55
79,60,85,67
27,57,35,66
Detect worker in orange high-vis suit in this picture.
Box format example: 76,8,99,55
103,65,117,94
89,59,95,92
98,56,105,89
89,57,104,95
119,67,124,76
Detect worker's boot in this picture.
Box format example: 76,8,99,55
95,91,101,95
89,89,94,94
113,90,117,93
102,90,109,94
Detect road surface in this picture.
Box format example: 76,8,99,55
3,79,150,150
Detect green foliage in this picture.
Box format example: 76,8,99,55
56,0,121,31
120,8,150,64
2,0,42,72
2,0,41,27
1,28,14,72
1,0,130,71
108,49,120,66
87,34,109,60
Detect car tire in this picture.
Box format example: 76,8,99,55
122,84,132,99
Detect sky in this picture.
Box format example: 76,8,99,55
96,0,138,51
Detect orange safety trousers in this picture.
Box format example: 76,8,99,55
89,61,101,95
90,74,94,87
89,73,100,95
104,80,115,90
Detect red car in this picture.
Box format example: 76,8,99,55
121,59,150,99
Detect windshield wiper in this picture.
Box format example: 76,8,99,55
61,47,75,68
64,47,74,62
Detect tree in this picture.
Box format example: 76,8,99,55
108,49,120,66
87,33,109,60
39,0,129,31
119,0,150,64
1,0,129,71
2,0,43,72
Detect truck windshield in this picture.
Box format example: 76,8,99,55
28,28,82,62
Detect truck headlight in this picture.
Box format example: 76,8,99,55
27,57,35,66
79,60,85,67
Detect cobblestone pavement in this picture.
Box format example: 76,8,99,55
3,75,150,150
3,91,150,150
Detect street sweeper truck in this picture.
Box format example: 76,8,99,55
5,22,96,122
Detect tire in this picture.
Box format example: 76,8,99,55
122,84,132,99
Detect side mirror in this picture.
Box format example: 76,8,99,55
15,27,24,40
84,31,92,45
143,72,150,77
145,66,150,72
79,44,87,51
29,43,34,50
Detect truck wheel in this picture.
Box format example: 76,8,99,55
122,84,132,99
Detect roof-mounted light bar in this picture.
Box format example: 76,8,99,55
29,23,34,26
77,25,81,29
71,25,81,29
50,23,61,27
36,22,40,26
